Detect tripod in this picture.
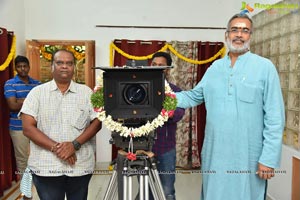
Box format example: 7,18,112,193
103,149,166,200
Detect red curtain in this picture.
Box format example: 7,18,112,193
111,39,166,160
196,41,224,161
113,39,166,66
0,28,17,197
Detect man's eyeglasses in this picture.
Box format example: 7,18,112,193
227,27,252,35
54,61,74,67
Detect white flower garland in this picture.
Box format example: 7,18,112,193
93,73,176,138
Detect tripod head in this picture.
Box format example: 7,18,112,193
110,130,156,152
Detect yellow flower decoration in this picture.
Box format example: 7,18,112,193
40,45,85,61
109,42,226,66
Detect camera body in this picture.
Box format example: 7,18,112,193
98,66,168,123
96,66,170,151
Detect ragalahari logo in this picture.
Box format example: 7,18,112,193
240,2,254,15
240,1,299,15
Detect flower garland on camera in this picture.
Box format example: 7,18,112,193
90,72,177,138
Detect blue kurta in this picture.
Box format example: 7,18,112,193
176,51,285,200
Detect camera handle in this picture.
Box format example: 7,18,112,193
103,150,166,200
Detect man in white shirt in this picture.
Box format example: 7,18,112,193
20,49,102,200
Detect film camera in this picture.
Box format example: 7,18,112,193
97,66,170,200
96,66,171,151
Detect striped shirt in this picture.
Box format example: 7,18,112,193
20,80,98,177
4,75,41,130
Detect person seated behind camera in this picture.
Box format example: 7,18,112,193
149,52,185,200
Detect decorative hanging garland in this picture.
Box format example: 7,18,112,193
91,72,177,138
109,42,226,66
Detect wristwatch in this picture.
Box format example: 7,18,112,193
72,140,81,151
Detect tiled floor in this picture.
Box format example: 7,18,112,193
1,181,22,200
2,162,276,200
2,162,202,200
1,162,276,200
89,163,202,200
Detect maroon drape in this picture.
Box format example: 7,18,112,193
0,28,17,197
113,39,166,66
196,41,224,160
111,39,166,160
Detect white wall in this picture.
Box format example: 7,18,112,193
0,0,26,55
268,145,300,200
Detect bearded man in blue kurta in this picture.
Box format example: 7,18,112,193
176,13,285,200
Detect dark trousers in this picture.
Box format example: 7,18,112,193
154,148,176,200
32,174,92,200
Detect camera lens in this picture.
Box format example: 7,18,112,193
123,84,147,105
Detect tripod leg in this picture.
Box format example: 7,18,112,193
123,165,128,200
150,168,166,200
146,156,167,200
144,173,149,200
128,175,133,200
144,159,149,200
139,174,144,200
148,170,160,200
115,151,128,200
103,167,118,200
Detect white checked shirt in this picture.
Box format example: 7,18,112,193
20,80,98,177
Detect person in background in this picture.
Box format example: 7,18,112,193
175,13,285,200
4,55,41,200
20,49,102,200
150,52,185,200
4,55,41,176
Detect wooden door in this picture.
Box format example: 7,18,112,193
26,40,96,89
